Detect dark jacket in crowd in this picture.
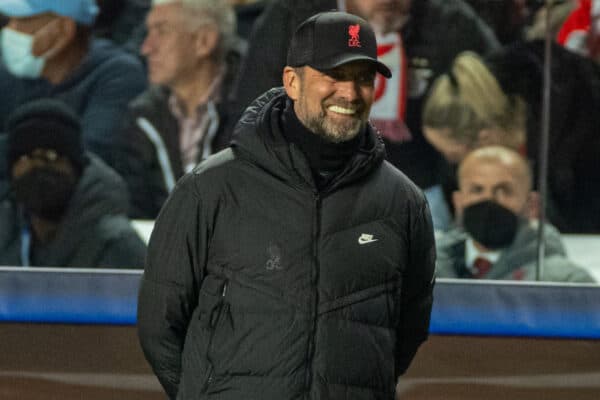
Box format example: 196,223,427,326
0,38,147,166
115,48,243,219
94,0,151,53
0,154,146,269
234,0,271,39
227,0,499,189
488,40,600,233
137,88,436,400
0,134,7,198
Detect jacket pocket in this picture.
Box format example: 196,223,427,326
179,275,229,398
202,278,229,393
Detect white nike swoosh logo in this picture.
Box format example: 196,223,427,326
358,237,379,245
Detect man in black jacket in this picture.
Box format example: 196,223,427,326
138,12,435,400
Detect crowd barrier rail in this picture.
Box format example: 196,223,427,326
1,267,599,339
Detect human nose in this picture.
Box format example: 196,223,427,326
487,191,504,203
475,188,495,202
335,80,360,101
140,32,154,56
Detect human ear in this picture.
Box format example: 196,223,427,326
194,26,219,59
283,67,300,100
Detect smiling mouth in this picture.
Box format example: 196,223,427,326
327,105,358,116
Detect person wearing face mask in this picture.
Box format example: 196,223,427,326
0,0,146,166
0,99,147,269
435,146,594,282
423,45,600,233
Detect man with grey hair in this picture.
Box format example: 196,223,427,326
114,0,244,218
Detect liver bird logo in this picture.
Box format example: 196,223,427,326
348,24,361,47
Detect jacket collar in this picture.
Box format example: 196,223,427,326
231,88,386,194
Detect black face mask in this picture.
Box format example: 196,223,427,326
11,168,77,222
462,200,520,250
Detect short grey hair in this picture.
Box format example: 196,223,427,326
180,0,237,62
152,0,236,61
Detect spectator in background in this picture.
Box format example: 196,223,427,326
422,47,600,233
0,0,146,166
436,146,595,283
465,0,533,45
228,0,270,39
0,133,7,199
557,0,600,62
423,52,526,165
525,0,576,41
93,0,151,54
114,0,243,219
227,0,500,193
0,99,146,269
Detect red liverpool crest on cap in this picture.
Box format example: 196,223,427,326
348,24,361,47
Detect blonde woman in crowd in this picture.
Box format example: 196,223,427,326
423,51,526,164
422,43,600,233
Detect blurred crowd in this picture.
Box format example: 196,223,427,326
0,0,597,282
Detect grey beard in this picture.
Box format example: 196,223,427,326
304,110,365,143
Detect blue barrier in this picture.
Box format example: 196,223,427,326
1,267,599,338
430,279,600,339
0,267,140,325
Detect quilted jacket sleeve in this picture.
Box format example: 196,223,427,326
395,199,436,377
137,173,208,399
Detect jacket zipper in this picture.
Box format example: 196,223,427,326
305,192,321,396
203,280,229,392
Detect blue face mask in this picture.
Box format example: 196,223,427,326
1,27,46,79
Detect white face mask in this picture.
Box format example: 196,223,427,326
1,27,46,79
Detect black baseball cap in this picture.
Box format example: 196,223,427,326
287,11,392,78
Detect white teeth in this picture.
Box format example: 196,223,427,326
328,105,356,115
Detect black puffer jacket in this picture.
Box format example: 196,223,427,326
137,88,436,400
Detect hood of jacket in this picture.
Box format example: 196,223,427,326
230,88,386,193
64,154,130,226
